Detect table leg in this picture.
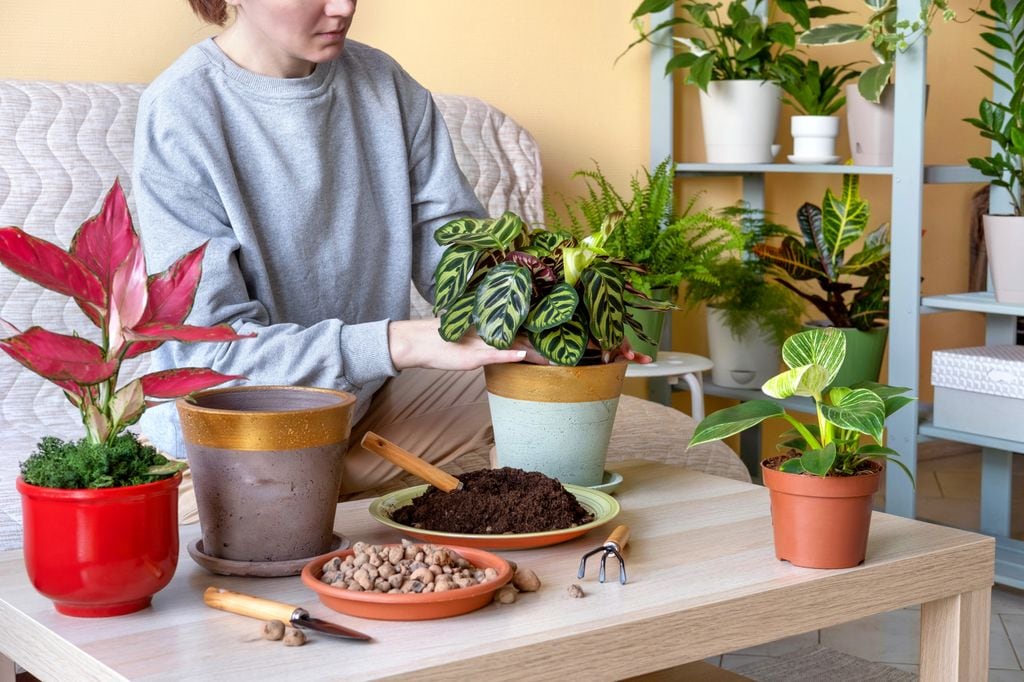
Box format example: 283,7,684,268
919,587,991,681
681,372,704,421
0,653,16,682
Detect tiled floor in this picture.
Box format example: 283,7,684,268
711,441,1024,679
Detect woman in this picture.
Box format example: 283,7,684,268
136,0,644,514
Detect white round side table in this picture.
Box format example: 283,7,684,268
624,351,714,420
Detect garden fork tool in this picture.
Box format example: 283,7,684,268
577,524,630,585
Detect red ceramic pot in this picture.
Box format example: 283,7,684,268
17,472,182,617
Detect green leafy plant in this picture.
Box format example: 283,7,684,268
682,206,803,345
776,57,860,115
799,0,956,103
546,159,740,298
963,0,1024,217
432,211,671,366
690,326,914,479
625,0,825,92
753,174,889,331
0,180,253,488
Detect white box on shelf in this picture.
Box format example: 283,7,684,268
932,345,1024,443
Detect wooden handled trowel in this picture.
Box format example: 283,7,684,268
204,587,372,641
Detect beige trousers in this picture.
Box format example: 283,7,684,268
178,368,493,524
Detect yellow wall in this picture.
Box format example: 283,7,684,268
0,1,995,461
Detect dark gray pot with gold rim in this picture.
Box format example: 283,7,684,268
177,386,356,569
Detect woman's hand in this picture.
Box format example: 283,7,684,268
388,319,546,371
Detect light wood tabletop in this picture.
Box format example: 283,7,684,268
0,460,994,681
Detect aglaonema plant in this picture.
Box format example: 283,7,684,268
432,211,671,366
689,327,915,480
0,180,252,485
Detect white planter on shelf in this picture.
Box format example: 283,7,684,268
789,115,840,164
705,308,781,389
699,80,781,164
983,215,1024,303
845,84,894,166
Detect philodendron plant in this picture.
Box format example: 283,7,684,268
0,180,252,488
690,327,915,480
432,211,671,366
753,174,889,331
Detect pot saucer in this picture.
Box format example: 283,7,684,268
787,154,840,165
188,533,349,577
587,470,624,495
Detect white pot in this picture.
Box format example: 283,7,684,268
790,115,840,161
706,308,782,389
845,84,894,166
983,215,1024,304
699,80,782,164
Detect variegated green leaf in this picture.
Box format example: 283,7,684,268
438,292,476,342
432,245,481,314
820,388,886,442
525,283,578,332
690,400,785,447
473,262,531,349
821,174,868,272
781,327,846,385
762,364,829,399
529,230,571,255
434,217,503,249
581,262,625,351
488,211,527,249
798,442,837,476
529,315,587,366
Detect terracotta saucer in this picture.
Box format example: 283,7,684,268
187,533,349,577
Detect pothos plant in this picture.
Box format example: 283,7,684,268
753,174,889,331
690,326,915,480
0,180,252,488
432,211,671,366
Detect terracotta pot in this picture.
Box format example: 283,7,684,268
17,472,182,617
761,459,881,569
177,386,355,563
483,362,627,486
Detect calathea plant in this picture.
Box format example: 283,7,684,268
0,180,252,488
753,174,889,331
432,211,671,366
690,327,914,479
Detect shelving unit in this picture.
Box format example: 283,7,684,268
648,3,1023,585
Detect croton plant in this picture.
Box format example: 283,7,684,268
432,211,672,366
0,180,251,486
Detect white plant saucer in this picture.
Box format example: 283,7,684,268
787,154,840,165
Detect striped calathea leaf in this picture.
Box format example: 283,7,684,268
524,282,578,332
529,311,587,366
433,211,525,251
432,244,481,315
438,291,476,342
473,261,531,349
581,262,626,351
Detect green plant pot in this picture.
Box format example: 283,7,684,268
625,287,675,361
805,322,888,387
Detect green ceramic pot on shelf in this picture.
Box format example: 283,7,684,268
625,287,675,360
805,322,888,386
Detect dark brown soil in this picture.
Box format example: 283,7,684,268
390,467,594,534
764,452,884,476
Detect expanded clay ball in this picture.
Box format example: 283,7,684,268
567,584,585,598
320,542,498,594
262,620,285,641
512,568,541,592
493,584,517,604
283,627,307,647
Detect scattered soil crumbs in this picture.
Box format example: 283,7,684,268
390,467,594,534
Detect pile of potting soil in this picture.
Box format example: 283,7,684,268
390,467,593,534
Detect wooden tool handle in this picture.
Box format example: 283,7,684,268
203,586,298,623
606,524,630,550
360,431,462,493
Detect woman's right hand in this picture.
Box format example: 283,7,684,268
388,319,547,371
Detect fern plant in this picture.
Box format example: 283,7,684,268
547,159,740,299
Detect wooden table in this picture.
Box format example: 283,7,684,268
0,461,994,681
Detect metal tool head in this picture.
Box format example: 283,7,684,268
577,545,627,585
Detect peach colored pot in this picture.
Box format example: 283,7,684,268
983,215,1024,304
762,459,881,569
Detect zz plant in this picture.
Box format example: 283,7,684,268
753,174,889,331
690,327,914,479
432,211,670,366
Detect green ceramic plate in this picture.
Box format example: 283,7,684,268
368,483,620,550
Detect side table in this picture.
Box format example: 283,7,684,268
625,351,713,420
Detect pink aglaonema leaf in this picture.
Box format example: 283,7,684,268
84,404,110,444
106,245,149,357
123,243,208,359
0,327,116,385
126,322,255,344
140,367,243,399
70,179,140,294
0,227,104,309
110,379,146,428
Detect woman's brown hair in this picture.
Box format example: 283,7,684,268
187,0,229,26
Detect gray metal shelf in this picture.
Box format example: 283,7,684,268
919,421,1024,453
675,162,893,176
922,292,1024,316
